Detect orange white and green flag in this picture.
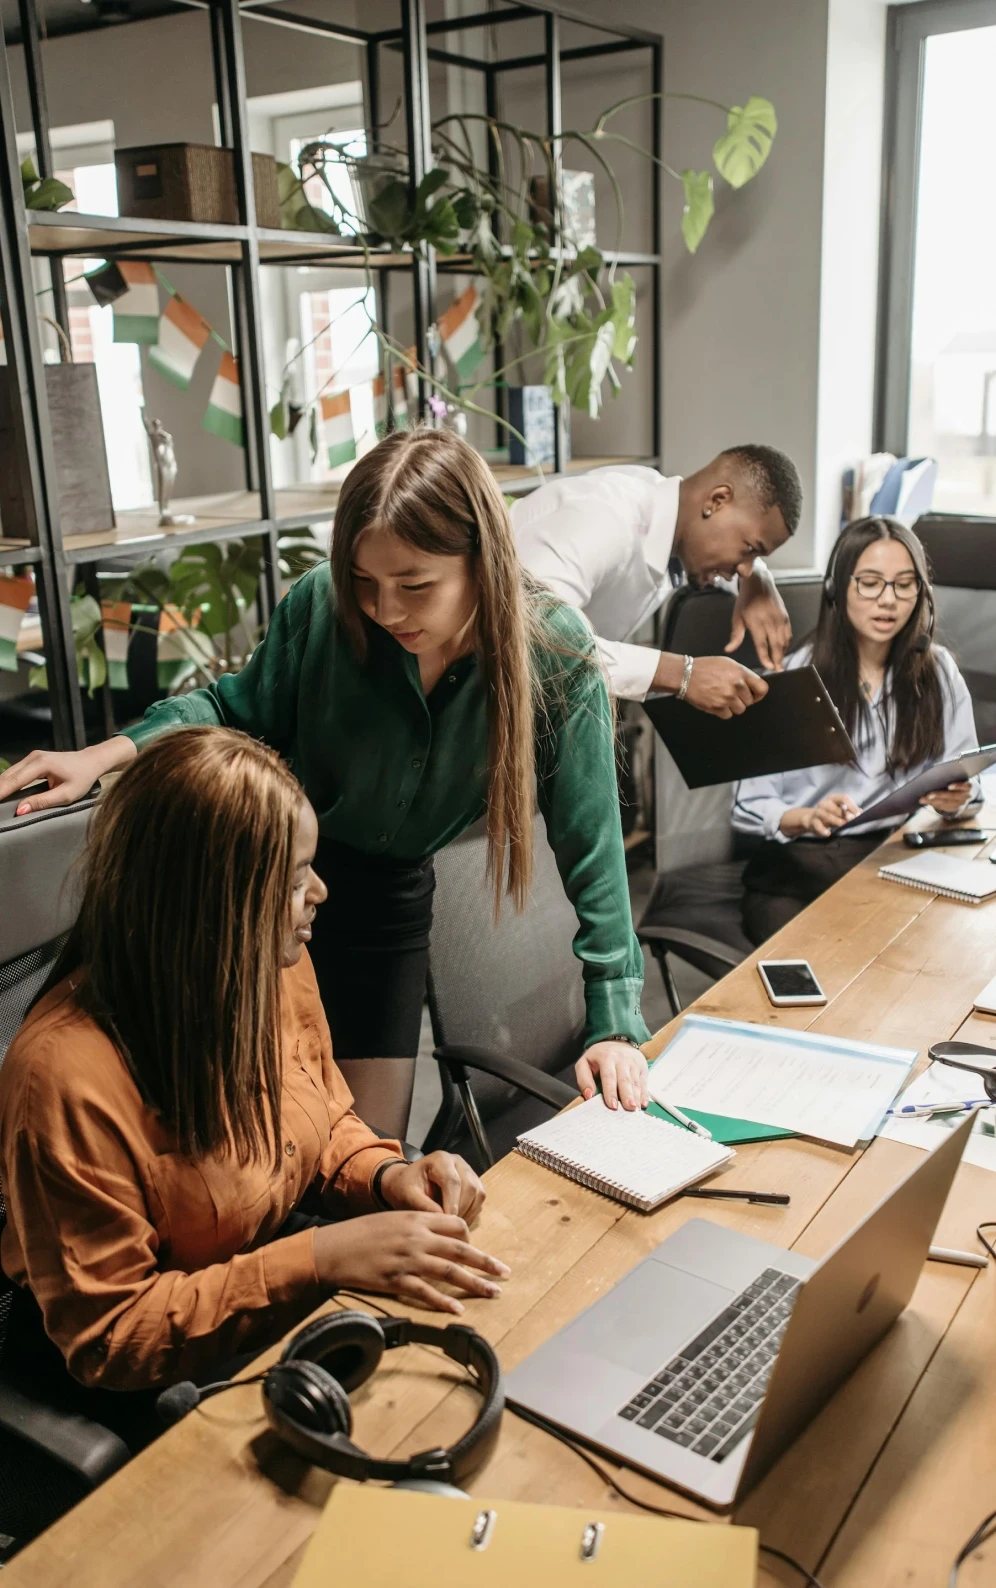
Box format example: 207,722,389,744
202,352,243,446
100,600,132,691
148,295,211,389
321,390,356,468
372,373,388,438
111,261,160,345
438,284,482,378
0,574,33,673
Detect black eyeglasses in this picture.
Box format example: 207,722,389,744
850,573,922,602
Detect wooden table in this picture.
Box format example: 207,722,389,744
8,817,996,1587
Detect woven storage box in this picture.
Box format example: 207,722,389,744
115,143,280,228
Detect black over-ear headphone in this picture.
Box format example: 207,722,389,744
157,1310,504,1485
823,521,936,653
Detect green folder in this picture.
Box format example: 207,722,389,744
648,1101,796,1146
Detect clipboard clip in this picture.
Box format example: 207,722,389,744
470,1509,497,1551
580,1521,604,1562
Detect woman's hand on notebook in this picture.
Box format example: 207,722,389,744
576,1041,649,1112
920,780,972,815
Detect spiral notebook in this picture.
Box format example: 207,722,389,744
878,852,996,904
516,1097,735,1212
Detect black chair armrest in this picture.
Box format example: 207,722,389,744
636,924,745,971
433,1044,576,1111
367,1123,422,1163
0,1373,130,1489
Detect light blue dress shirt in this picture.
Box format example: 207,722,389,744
732,644,980,844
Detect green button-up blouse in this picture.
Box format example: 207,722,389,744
123,563,649,1048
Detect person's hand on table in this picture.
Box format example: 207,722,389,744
313,1210,509,1316
727,570,792,670
576,1041,649,1111
378,1151,485,1223
920,781,972,816
780,794,862,839
0,739,136,815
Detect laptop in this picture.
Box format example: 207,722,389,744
505,1111,974,1510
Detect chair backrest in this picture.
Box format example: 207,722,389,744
653,587,756,873
427,817,586,1124
0,794,96,1364
0,796,96,1063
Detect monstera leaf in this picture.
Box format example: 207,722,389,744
29,592,105,695
681,169,715,254
712,96,777,189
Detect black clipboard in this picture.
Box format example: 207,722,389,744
835,744,996,833
643,665,855,789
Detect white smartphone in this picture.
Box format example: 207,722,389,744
758,959,827,1007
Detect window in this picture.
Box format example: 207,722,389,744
880,0,996,517
24,133,153,510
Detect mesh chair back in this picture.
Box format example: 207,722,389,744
0,796,95,1365
653,588,755,872
427,817,585,1125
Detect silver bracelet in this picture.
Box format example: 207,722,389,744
676,654,694,702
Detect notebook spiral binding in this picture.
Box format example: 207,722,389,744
516,1138,645,1207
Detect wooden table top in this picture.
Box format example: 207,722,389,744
8,816,996,1588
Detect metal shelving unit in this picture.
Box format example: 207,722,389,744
0,0,663,749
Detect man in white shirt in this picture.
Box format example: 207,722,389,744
512,445,802,717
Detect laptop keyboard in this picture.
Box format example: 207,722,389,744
616,1266,801,1463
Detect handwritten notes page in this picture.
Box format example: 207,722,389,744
649,1016,916,1149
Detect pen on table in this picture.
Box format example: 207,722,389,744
888,1100,989,1118
684,1188,791,1206
927,1245,988,1269
656,1099,713,1139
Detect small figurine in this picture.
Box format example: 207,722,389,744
142,411,195,527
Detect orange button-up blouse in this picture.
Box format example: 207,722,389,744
0,951,401,1391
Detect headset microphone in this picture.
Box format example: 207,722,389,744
154,1311,504,1485
157,1374,267,1427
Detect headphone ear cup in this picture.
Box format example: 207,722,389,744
264,1359,353,1438
824,575,836,605
280,1310,386,1394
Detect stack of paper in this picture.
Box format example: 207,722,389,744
648,1015,916,1149
879,1061,996,1172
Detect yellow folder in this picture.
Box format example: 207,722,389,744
292,1484,757,1586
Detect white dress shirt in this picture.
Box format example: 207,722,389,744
732,644,980,843
511,466,681,701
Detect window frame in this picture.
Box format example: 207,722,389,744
876,0,996,471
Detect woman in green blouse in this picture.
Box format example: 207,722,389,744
0,430,650,1109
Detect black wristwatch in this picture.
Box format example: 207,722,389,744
602,1034,644,1050
371,1157,407,1209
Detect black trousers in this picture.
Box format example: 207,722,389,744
307,837,436,1060
741,833,886,947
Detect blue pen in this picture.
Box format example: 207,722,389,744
889,1100,989,1118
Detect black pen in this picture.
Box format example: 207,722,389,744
684,1188,790,1206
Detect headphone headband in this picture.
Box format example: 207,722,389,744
264,1309,504,1486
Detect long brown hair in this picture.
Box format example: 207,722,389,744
331,426,555,912
812,515,945,773
39,727,303,1166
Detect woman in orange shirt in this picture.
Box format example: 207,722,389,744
0,727,506,1446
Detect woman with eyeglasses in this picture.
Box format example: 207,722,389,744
733,515,980,945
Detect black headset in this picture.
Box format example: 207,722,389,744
823,517,935,653
157,1309,504,1485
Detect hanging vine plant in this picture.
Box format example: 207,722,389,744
271,88,776,437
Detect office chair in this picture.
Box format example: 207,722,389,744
641,584,758,1015
423,818,582,1170
0,792,133,1561
914,514,996,745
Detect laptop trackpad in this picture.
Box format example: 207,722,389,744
561,1260,736,1378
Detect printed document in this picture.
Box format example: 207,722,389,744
649,1015,916,1149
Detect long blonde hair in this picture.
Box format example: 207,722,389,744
331,427,551,913
40,727,303,1168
